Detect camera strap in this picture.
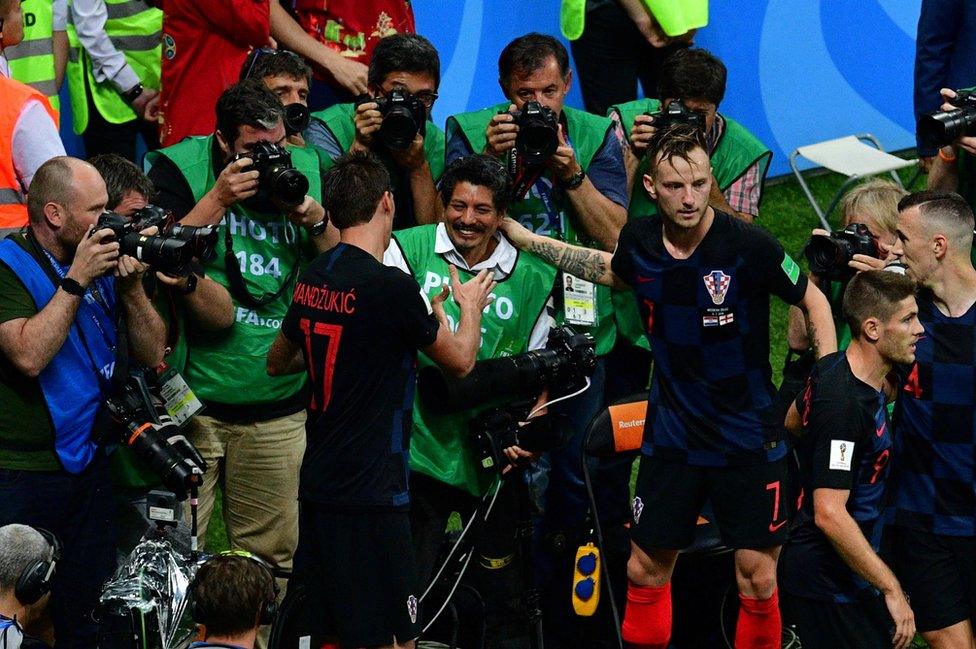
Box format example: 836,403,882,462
222,221,301,309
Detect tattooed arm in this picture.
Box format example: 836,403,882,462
797,280,837,359
499,218,629,290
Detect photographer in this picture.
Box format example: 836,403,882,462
145,80,330,596
886,191,976,649
499,124,836,649
240,48,315,149
382,154,556,588
187,552,278,649
309,33,444,228
89,153,233,556
0,524,59,649
610,47,770,223
0,156,165,648
780,271,921,649
268,152,494,649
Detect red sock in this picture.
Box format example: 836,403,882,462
318,643,339,649
735,590,781,649
621,581,671,649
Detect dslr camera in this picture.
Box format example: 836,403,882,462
283,103,310,137
230,141,309,207
917,89,976,150
510,100,559,166
359,89,428,150
804,223,878,281
648,99,704,132
94,206,216,276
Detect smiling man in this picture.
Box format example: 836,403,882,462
499,123,836,649
885,190,976,649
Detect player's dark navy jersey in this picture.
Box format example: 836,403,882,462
282,243,439,510
781,352,894,602
611,210,808,466
890,291,976,536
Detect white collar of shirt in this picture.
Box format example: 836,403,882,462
434,222,518,280
0,53,10,78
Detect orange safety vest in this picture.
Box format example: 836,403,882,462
0,74,59,228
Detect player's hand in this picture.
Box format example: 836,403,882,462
548,124,582,183
484,105,518,157
498,217,534,249
430,283,452,330
450,265,496,314
67,227,120,287
630,113,658,157
212,156,260,207
883,587,915,649
353,100,383,149
389,132,427,171
940,88,976,156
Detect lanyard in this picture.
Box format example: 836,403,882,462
40,247,115,349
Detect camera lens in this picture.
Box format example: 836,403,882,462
918,106,976,149
168,224,218,262
120,233,194,275
379,107,420,150
283,103,310,136
267,165,309,207
804,235,849,278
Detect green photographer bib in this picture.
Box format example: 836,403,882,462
145,136,322,405
448,104,617,355
394,225,557,496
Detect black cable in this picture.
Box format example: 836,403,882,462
580,450,624,649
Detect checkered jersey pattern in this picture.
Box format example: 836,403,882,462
890,293,976,536
611,212,808,466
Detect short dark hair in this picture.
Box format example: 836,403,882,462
27,157,76,226
498,33,570,89
843,270,917,339
321,151,391,229
190,555,276,638
368,33,440,90
648,122,709,173
439,155,511,214
88,154,154,210
215,80,284,145
897,189,975,236
240,48,312,88
658,48,727,107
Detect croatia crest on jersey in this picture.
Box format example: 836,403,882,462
703,270,731,305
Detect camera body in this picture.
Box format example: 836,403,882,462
917,89,976,150
804,223,878,281
471,406,561,472
511,100,560,166
283,103,310,137
361,89,428,150
648,99,704,132
230,141,309,207
95,211,195,276
130,205,218,265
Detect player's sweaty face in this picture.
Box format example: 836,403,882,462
879,296,924,365
647,147,712,229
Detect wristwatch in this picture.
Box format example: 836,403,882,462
173,273,198,295
60,277,86,297
562,168,586,190
121,83,144,104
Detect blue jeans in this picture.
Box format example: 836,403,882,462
0,453,117,648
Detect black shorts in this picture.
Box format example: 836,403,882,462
630,455,789,551
781,590,893,649
291,504,421,647
887,526,976,632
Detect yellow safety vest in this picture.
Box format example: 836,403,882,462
65,0,161,134
5,0,60,112
561,0,708,40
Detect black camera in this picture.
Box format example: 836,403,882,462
511,100,559,166
471,406,561,473
360,89,428,150
804,223,878,281
230,141,309,207
283,103,310,137
917,89,976,150
130,205,218,264
102,369,206,501
418,325,597,415
648,99,704,132
94,211,196,276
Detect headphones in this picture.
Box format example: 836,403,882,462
190,550,279,627
14,528,61,606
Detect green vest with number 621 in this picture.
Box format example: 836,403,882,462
447,103,617,355
65,0,162,133
5,0,60,112
145,135,323,405
394,224,557,496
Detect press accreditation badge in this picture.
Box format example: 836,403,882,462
562,273,596,326
159,366,204,426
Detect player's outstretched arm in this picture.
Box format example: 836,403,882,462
423,266,496,377
814,489,916,649
498,218,628,290
267,331,305,376
796,281,838,359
